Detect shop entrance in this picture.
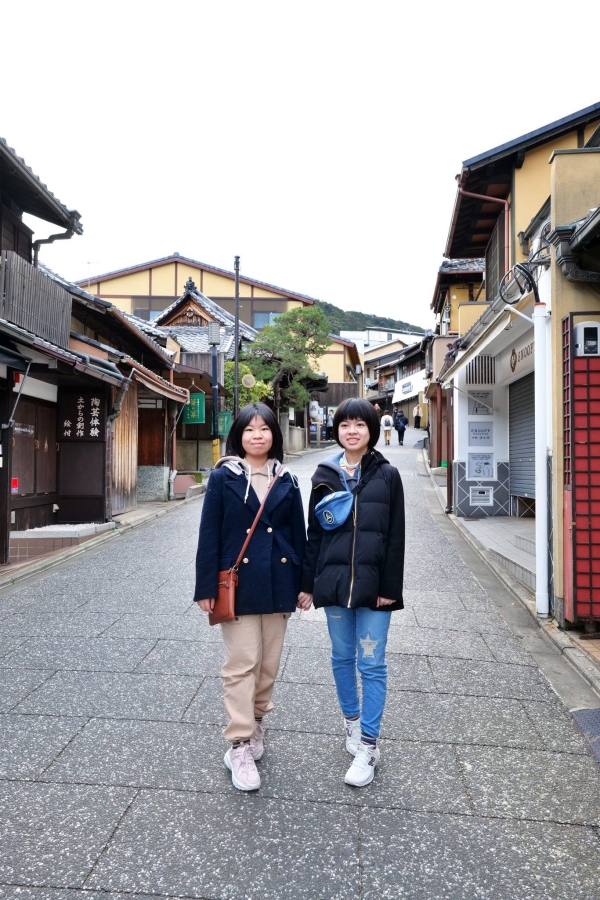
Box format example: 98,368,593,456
509,373,535,517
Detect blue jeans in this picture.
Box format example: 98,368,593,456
324,606,391,739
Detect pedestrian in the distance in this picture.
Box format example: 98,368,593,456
381,410,393,446
194,403,306,792
298,398,405,787
413,403,422,429
394,408,407,445
326,409,334,441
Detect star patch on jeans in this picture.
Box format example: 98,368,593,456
359,633,378,658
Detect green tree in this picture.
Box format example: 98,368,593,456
223,361,271,412
243,306,333,409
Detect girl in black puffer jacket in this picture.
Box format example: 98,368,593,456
299,398,405,787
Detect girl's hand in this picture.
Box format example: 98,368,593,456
376,596,395,607
297,592,313,610
197,599,215,612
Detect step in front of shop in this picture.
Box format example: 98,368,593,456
9,523,116,564
488,547,536,592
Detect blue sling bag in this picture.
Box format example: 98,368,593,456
314,469,355,530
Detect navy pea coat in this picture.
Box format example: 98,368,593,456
193,466,306,615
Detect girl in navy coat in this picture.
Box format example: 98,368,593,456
194,403,306,791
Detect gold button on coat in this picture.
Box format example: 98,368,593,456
243,557,249,564
281,557,287,563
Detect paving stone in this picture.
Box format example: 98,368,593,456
0,634,28,660
44,719,225,790
267,681,341,734
88,791,360,899
101,613,213,641
429,657,555,700
386,653,437,692
133,638,225,675
257,730,471,814
0,781,135,887
0,668,54,712
401,589,467,611
1,636,156,672
386,627,495,661
0,612,120,638
0,890,165,900
383,691,546,748
283,620,337,648
457,744,600,825
523,698,592,754
15,671,201,720
412,609,508,634
181,676,227,726
281,646,335,684
483,631,535,665
360,808,600,900
0,714,85,779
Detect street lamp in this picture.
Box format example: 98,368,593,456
208,321,221,466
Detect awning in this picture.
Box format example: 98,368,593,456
0,344,30,371
127,360,189,403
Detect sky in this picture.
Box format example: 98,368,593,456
3,1,600,331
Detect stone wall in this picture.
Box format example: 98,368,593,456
137,466,170,502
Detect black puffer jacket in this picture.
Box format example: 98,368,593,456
300,449,405,611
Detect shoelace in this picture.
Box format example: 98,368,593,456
234,742,255,776
354,744,375,766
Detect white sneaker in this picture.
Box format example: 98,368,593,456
344,741,380,787
249,721,264,760
344,717,361,755
224,743,261,791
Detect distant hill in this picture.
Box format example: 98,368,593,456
315,299,425,335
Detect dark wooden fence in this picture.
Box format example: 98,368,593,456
0,251,71,348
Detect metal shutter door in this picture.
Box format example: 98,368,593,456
509,373,535,497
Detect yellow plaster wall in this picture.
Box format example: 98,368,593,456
177,263,201,294
458,302,489,335
202,271,236,295
318,348,346,381
253,287,289,298
151,263,177,295
550,148,600,606
363,340,405,364
448,286,470,331
514,132,577,260
584,118,600,143
99,271,151,295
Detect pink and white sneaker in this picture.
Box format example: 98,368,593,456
344,717,361,755
224,743,261,791
249,721,265,760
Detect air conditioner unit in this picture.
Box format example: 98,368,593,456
574,321,600,357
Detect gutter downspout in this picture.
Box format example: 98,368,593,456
32,213,82,268
533,302,550,617
457,177,510,276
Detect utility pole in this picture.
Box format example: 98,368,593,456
208,322,221,466
234,255,240,419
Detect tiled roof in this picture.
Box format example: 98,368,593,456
153,286,257,340
0,138,82,230
438,258,485,275
168,326,236,359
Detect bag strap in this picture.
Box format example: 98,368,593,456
232,466,281,571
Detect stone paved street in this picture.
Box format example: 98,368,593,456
1,432,600,899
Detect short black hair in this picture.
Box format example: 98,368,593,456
225,402,283,462
333,398,380,450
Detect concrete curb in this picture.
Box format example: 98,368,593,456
422,449,600,699
0,491,206,593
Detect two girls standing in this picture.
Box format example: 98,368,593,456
194,398,404,791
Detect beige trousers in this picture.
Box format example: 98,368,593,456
220,613,290,742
